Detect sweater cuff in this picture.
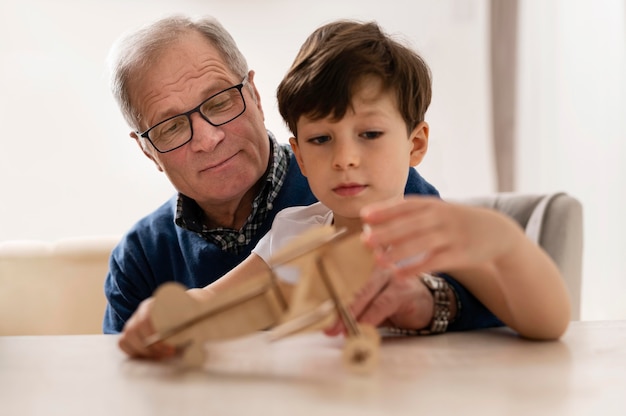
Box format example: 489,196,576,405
440,273,504,331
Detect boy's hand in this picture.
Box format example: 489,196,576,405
360,196,520,279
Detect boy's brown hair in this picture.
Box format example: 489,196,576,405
277,20,432,137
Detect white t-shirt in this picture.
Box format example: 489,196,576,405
252,202,333,284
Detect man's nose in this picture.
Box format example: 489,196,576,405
188,112,225,152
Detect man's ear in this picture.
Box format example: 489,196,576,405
288,137,307,177
408,121,429,166
130,131,163,172
246,70,265,120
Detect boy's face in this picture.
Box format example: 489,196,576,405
290,76,428,230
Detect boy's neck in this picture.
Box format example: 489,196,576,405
333,215,363,234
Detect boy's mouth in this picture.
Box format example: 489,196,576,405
332,183,367,197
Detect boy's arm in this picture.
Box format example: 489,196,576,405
359,197,571,340
444,215,571,339
204,253,275,294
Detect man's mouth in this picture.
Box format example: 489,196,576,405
200,152,238,172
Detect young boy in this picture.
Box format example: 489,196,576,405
119,20,570,359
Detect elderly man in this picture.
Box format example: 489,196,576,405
104,14,500,345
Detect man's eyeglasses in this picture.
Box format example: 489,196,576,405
138,76,248,153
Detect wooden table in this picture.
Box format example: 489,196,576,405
1,320,625,415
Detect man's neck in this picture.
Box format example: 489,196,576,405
199,179,264,230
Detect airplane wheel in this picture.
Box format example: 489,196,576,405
342,324,380,375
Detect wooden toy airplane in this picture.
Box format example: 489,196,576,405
144,225,381,374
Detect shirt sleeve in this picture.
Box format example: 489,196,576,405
102,235,156,334
102,253,134,334
252,203,333,263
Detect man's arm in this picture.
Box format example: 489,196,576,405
442,274,503,331
102,234,160,334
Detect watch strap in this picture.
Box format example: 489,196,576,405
385,273,453,336
419,273,452,334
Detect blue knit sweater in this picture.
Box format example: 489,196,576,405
103,147,500,333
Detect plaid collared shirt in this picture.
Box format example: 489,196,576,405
174,132,289,254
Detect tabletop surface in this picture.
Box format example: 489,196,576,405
1,320,625,415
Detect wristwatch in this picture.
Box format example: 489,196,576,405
418,273,453,334
385,273,454,336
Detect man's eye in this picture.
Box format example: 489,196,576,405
207,97,231,112
165,120,184,133
361,131,383,140
154,118,186,137
308,135,331,145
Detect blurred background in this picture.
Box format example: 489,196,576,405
0,0,624,321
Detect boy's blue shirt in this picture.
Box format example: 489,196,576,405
103,144,501,333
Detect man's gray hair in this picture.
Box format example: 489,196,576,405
108,15,249,130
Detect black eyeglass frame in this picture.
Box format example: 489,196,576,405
138,76,248,153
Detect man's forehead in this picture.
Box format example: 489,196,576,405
128,35,236,129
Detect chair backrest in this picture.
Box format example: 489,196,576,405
0,235,119,335
450,192,583,320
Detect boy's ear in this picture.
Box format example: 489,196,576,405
131,131,163,172
409,121,429,166
289,137,307,177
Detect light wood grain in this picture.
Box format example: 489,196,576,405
1,321,625,415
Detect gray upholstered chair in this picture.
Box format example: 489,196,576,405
453,192,583,320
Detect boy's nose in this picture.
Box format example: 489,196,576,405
332,139,360,169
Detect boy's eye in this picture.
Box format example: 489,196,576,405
361,131,383,140
307,135,331,145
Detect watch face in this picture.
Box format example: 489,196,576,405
421,273,440,290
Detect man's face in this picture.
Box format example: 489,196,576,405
128,31,269,215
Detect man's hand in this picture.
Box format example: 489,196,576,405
117,297,176,360
324,269,436,336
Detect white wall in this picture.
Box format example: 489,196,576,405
0,0,493,241
2,0,623,321
517,0,626,321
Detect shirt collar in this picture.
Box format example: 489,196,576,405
175,131,290,252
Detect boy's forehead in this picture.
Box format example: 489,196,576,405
298,83,398,123
347,76,401,113
351,75,388,101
